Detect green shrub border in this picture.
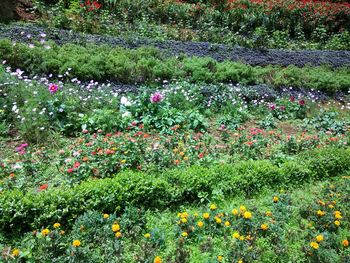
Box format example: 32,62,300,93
0,147,349,236
1,39,350,93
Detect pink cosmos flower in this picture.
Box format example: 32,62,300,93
48,83,59,94
150,92,163,103
269,103,276,110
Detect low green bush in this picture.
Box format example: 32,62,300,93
1,39,350,93
0,147,349,236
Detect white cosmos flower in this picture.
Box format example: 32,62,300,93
120,96,132,106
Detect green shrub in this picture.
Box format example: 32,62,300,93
0,147,349,236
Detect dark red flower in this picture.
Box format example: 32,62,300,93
299,100,305,106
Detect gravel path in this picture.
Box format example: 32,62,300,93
1,24,350,68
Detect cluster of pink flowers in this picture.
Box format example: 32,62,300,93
15,143,28,155
150,92,164,103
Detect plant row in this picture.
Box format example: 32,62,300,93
1,39,350,93
0,147,349,236
2,180,350,262
35,0,350,50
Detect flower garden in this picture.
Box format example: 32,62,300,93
0,0,350,262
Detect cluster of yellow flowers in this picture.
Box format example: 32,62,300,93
310,234,324,250
112,222,122,238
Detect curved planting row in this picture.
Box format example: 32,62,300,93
1,147,349,236
1,24,350,67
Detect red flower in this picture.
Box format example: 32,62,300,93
198,153,204,159
299,100,305,106
73,162,81,168
290,96,295,102
38,184,48,191
67,168,74,173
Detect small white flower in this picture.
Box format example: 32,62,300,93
120,96,132,106
122,111,131,118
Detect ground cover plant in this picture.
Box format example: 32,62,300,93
0,0,350,262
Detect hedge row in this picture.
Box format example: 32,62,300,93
1,39,350,93
0,147,349,236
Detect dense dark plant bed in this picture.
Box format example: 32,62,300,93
1,24,350,68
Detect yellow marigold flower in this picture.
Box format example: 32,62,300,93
181,232,188,237
215,217,222,224
334,220,341,226
239,235,245,241
239,206,246,213
328,205,334,209
60,230,65,235
41,228,50,236
179,151,185,156
183,156,189,161
334,211,342,219
112,224,120,232
310,242,319,250
203,213,210,219
316,235,324,243
265,211,272,217
343,239,349,247
261,224,268,231
317,210,325,216
181,218,187,223
120,160,126,164
194,212,199,217
144,233,151,238
224,221,231,227
181,212,188,218
273,196,279,203
232,209,239,215
12,248,20,257
238,260,243,263
210,204,217,210
72,240,81,247
115,232,122,238
103,214,109,219
246,235,253,241
232,232,240,239
53,223,61,229
154,256,162,263
243,211,252,219
217,255,223,262
197,221,204,228
177,212,181,218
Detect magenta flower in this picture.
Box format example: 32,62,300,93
290,96,295,102
48,83,59,94
15,143,28,155
299,100,305,106
269,103,276,110
280,106,285,111
150,92,163,103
